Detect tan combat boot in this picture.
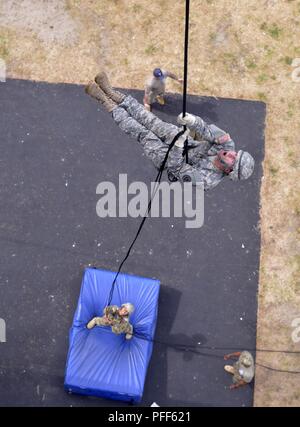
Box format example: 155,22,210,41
156,95,165,105
95,72,125,104
87,318,97,329
85,81,117,112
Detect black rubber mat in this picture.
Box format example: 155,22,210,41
0,79,265,406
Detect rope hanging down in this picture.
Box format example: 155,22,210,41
106,129,185,306
106,0,191,307
182,0,190,163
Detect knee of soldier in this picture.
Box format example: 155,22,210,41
138,129,159,146
112,107,130,124
119,94,137,109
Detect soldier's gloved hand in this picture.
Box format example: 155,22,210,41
177,112,196,127
175,129,190,148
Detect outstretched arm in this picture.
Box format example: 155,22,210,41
224,352,242,360
164,70,183,83
177,113,235,153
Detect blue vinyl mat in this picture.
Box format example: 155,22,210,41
64,268,160,403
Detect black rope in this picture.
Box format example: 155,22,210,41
255,363,300,374
106,1,191,306
131,331,300,374
182,0,190,163
106,130,185,306
132,331,300,355
182,0,190,118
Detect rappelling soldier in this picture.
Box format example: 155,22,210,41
85,72,255,191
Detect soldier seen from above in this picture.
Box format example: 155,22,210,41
87,303,135,340
224,351,255,389
143,67,183,111
85,72,255,191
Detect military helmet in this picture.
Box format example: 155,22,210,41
229,150,255,181
121,302,135,315
153,68,163,78
240,351,253,368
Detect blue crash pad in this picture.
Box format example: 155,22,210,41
64,268,160,403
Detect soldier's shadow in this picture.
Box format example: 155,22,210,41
142,284,209,406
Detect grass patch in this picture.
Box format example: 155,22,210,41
209,32,216,42
132,3,142,13
0,35,9,59
257,92,267,101
269,165,279,176
246,60,257,69
256,73,269,84
260,22,283,40
264,45,275,58
288,150,298,167
294,46,300,55
282,56,294,65
287,102,295,118
144,44,158,55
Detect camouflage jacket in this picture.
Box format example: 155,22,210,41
113,95,235,192
232,351,255,384
103,305,132,335
167,116,236,191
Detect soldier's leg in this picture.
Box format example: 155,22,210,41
112,107,169,169
156,89,166,106
125,323,133,340
119,95,179,143
87,316,108,329
156,95,165,105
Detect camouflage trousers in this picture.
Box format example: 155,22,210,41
112,95,183,171
90,316,133,336
147,89,165,105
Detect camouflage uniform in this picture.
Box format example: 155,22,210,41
231,351,255,384
145,69,179,104
112,95,235,191
90,305,133,336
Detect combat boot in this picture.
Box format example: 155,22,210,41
95,72,125,104
86,318,97,329
85,81,117,112
156,95,165,105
